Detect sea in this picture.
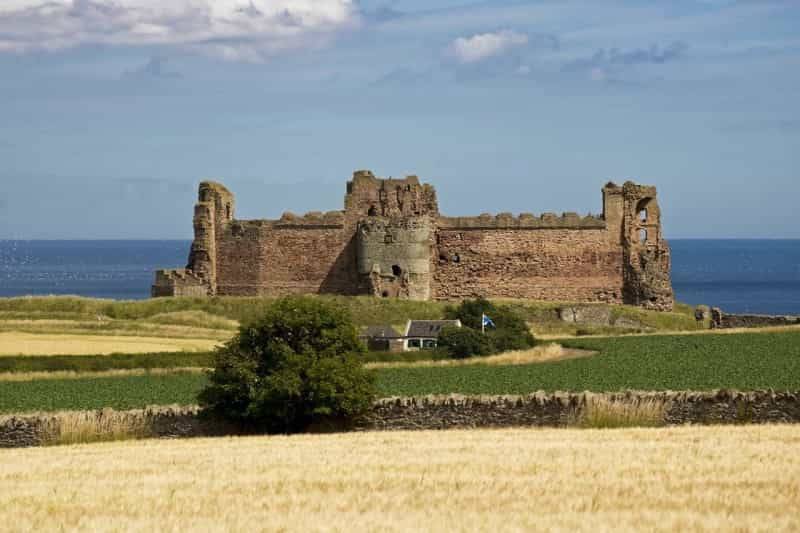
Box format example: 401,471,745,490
1,239,799,315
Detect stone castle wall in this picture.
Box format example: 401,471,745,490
152,170,674,310
215,222,356,296
709,308,800,329
433,227,624,302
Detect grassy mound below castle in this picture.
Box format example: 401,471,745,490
0,295,703,341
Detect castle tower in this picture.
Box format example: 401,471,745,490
344,170,439,221
357,217,433,300
345,171,439,300
186,181,234,296
151,181,233,297
618,181,673,311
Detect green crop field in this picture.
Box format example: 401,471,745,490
0,373,205,414
378,331,800,396
1,330,799,414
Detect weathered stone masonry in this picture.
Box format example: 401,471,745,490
153,170,674,310
4,391,798,447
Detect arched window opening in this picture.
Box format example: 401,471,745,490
639,229,648,244
453,253,461,263
392,265,402,277
368,206,378,216
381,291,389,298
636,198,655,223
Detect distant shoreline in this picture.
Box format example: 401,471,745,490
1,240,799,315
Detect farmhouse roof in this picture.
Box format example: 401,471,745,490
404,320,462,338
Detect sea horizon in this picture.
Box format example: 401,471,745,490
1,239,799,316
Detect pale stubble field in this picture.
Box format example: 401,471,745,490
1,425,799,532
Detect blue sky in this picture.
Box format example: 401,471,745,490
0,0,798,239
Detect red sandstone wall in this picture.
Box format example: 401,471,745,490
215,225,358,296
433,229,624,302
159,175,673,305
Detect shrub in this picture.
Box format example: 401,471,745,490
443,298,535,355
571,397,668,429
43,408,152,446
198,297,376,433
437,326,493,359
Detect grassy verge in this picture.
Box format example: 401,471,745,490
0,319,234,340
41,409,153,446
365,344,591,369
361,350,450,364
570,396,668,428
2,330,799,413
0,368,206,382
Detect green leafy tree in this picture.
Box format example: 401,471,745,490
444,298,497,330
437,326,493,359
198,296,376,433
442,298,535,356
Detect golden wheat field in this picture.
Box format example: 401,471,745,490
0,332,220,356
2,425,799,532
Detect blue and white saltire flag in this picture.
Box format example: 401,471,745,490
481,313,495,331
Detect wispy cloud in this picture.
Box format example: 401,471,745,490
445,29,528,64
569,41,689,68
565,41,689,81
370,29,559,85
123,57,181,79
0,0,360,61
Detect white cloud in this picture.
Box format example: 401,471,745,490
446,29,528,64
0,0,360,61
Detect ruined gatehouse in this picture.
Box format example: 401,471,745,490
152,170,674,310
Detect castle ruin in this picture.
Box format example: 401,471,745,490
152,170,673,310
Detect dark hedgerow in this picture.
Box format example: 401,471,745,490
197,296,376,433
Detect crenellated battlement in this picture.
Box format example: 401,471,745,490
153,170,673,310
223,211,347,230
438,212,605,230
274,211,345,227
